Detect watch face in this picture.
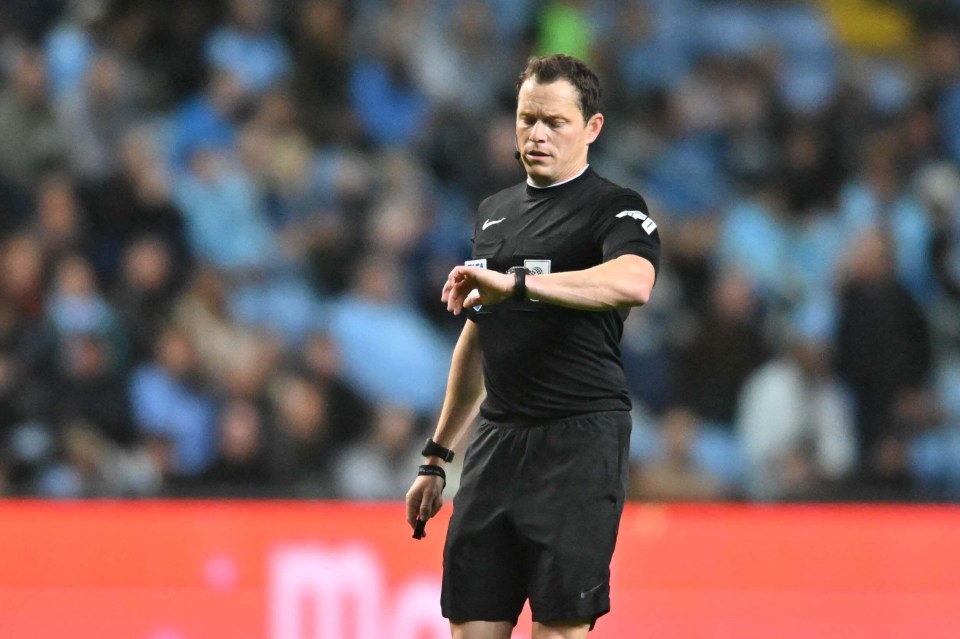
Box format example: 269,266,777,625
423,439,453,461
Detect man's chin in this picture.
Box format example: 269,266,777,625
525,166,555,183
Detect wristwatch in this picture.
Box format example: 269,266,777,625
506,266,529,301
421,438,455,463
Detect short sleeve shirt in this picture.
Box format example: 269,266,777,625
467,167,661,422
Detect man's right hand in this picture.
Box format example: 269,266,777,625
442,265,514,315
405,474,445,537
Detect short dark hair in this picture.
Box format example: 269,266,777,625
516,54,602,120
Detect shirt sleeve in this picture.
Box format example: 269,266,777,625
590,190,661,275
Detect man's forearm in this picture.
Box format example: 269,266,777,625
426,321,485,463
523,254,655,311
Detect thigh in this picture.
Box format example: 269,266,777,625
441,422,528,625
514,412,631,628
532,620,591,639
451,620,514,639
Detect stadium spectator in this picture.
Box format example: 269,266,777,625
334,404,423,500
46,253,118,341
328,253,450,413
57,51,144,181
295,331,371,447
348,26,430,147
1,234,47,322
112,236,183,364
265,371,336,497
82,127,188,275
201,398,272,495
129,326,218,477
52,334,135,447
674,269,769,428
737,307,857,501
837,131,937,303
172,267,277,394
0,48,65,190
836,231,933,476
290,0,360,144
203,0,291,96
36,419,161,498
630,407,730,502
167,70,243,171
411,0,512,116
33,174,87,261
716,180,793,302
171,146,280,271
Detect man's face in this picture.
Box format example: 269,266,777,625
516,78,603,186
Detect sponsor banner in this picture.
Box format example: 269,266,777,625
0,502,958,638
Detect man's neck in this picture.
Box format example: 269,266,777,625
527,164,590,189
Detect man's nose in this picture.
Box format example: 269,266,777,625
528,120,547,142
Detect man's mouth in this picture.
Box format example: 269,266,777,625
526,150,550,159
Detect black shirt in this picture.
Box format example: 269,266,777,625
468,167,661,422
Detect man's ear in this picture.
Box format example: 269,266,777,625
585,112,604,145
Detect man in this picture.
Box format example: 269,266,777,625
406,54,660,639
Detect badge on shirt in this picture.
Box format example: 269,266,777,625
523,259,551,275
465,259,487,310
523,259,550,303
616,209,657,234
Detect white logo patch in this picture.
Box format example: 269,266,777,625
616,209,657,234
523,259,550,303
523,259,551,275
464,259,487,310
482,218,506,230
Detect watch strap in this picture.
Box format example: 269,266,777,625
507,266,528,301
421,438,455,462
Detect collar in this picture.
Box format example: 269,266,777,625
526,164,590,189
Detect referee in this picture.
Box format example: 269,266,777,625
406,54,660,639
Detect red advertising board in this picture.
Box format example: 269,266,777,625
0,502,957,638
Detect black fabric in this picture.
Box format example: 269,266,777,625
466,167,660,423
441,410,631,628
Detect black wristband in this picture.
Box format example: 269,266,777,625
421,437,455,462
507,266,528,301
418,464,446,489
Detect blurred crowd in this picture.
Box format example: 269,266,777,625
0,0,959,501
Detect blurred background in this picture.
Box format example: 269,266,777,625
0,0,959,504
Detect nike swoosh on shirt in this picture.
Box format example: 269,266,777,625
482,218,506,230
580,582,605,599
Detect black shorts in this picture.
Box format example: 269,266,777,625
441,410,631,629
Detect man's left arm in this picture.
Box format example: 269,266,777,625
444,254,655,314
524,254,655,309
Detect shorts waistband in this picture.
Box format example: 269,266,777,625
478,410,629,430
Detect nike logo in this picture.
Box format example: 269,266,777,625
580,582,605,599
482,218,506,230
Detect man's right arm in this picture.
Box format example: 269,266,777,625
405,319,484,531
